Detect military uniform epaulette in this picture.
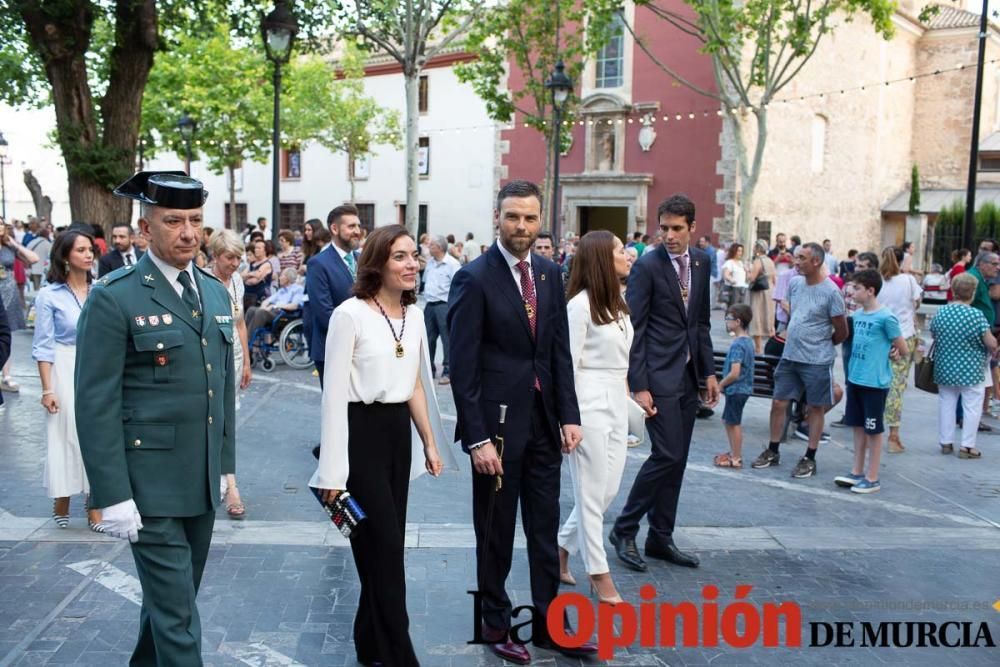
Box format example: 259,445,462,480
195,265,222,284
94,263,136,287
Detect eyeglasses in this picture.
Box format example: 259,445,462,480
724,316,739,321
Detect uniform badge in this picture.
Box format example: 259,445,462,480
540,274,546,281
155,353,168,366
149,315,160,327
162,314,173,325
135,316,146,327
192,310,202,319
143,274,155,282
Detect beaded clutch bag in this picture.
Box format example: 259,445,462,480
311,488,367,538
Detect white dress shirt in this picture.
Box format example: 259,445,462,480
423,253,461,303
146,249,198,300
120,248,137,266
308,298,455,490
497,241,534,297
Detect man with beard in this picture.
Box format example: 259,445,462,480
448,180,596,663
304,204,361,458
98,222,143,277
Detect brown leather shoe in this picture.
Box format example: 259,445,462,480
482,625,531,665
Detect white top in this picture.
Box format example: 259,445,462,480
878,274,922,338
309,297,454,490
462,242,482,263
723,259,748,287
567,291,633,376
147,249,199,299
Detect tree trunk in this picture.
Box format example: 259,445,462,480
18,0,157,234
348,148,357,202
730,106,768,251
403,71,420,237
228,164,237,230
22,169,53,222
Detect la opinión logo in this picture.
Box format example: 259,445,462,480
469,585,996,659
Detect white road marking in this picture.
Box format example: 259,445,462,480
67,559,142,605
65,560,306,667
684,461,992,527
218,642,307,667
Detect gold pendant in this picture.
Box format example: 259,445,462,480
395,342,404,358
681,288,689,301
524,302,535,319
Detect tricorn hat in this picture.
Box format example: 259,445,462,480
113,171,208,210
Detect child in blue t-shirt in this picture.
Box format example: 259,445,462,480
715,304,756,468
835,269,908,494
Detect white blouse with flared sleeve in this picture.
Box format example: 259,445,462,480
309,297,454,490
566,291,633,375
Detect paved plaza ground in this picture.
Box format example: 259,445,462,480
1,314,999,666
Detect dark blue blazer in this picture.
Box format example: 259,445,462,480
447,243,580,458
0,297,9,407
626,244,714,396
303,247,355,363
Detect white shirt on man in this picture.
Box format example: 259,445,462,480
146,248,199,300
497,241,535,298
423,253,461,303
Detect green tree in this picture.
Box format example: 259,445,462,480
141,24,273,229
455,0,617,229
625,0,896,246
0,0,333,230
334,0,485,236
315,41,402,201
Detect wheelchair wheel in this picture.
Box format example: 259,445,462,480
278,318,313,370
260,357,277,372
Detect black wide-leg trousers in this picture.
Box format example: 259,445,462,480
346,401,419,666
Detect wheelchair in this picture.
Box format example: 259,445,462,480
247,307,312,372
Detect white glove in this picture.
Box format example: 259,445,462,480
101,499,143,543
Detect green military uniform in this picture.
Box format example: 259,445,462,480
75,172,235,667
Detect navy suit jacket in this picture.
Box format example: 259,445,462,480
97,246,144,278
303,246,355,363
0,297,9,407
447,243,580,459
627,244,714,396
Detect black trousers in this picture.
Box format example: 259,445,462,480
472,393,561,634
423,301,449,376
129,510,215,667
346,402,419,666
614,370,698,544
314,360,324,390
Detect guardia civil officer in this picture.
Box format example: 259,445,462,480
75,171,236,666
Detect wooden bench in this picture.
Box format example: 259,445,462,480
712,349,802,442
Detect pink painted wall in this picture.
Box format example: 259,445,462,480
500,1,724,236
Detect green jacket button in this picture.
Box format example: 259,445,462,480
134,439,141,447
208,416,214,425
156,343,164,350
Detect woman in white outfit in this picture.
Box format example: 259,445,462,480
208,230,253,518
32,229,104,531
557,230,633,604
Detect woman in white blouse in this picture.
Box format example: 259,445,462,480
310,225,451,667
556,231,634,605
722,242,748,306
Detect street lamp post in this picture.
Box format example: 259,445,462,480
961,0,990,250
177,113,197,175
0,132,7,220
262,0,299,245
545,61,573,242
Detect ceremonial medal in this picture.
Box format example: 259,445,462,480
373,296,407,359
135,316,146,327
149,315,160,327
395,342,405,358
524,301,535,319
155,353,168,366
162,314,173,325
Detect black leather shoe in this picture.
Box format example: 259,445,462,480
645,540,700,568
535,636,598,657
609,530,647,572
312,445,320,460
696,406,714,419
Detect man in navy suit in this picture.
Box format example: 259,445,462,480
448,180,596,664
97,223,144,277
304,204,360,457
610,194,719,572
